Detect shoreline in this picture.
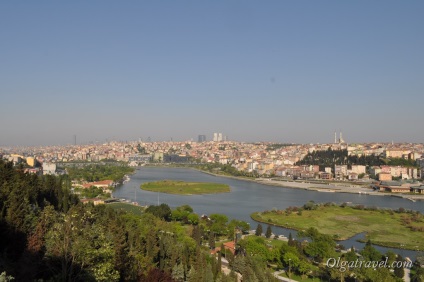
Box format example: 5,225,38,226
251,213,422,252
133,165,423,255
188,167,424,202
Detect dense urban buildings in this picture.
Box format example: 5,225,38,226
2,137,423,186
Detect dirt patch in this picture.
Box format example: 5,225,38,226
334,215,360,222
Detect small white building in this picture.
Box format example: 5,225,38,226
42,162,57,175
351,165,366,175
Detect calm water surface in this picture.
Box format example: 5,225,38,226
113,167,424,259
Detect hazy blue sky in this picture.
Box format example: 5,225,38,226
1,1,423,146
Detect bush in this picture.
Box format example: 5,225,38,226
303,201,317,210
397,207,406,213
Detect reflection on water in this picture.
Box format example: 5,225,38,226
113,167,424,260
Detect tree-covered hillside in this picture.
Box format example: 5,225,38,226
0,160,273,281
296,149,384,170
66,163,134,182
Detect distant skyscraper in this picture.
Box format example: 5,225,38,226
213,132,224,142
198,135,206,142
218,133,223,142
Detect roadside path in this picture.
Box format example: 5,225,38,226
273,270,298,282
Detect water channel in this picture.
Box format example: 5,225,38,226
113,167,424,260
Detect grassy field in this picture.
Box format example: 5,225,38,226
140,180,230,195
251,205,424,251
107,202,145,216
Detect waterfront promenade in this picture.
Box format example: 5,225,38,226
194,167,424,201
255,178,424,201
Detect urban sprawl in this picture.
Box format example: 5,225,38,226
2,132,424,196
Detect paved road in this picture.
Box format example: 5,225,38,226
220,257,242,281
273,270,298,282
258,178,424,201
404,268,410,282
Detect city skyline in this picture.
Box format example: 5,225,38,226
1,1,423,146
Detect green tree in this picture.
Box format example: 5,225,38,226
209,231,216,249
191,225,202,246
288,233,295,247
359,265,397,282
298,260,311,280
344,247,357,262
172,263,184,281
171,209,184,221
209,214,228,236
227,219,250,234
45,206,120,281
394,255,405,279
360,240,382,261
145,203,172,221
187,213,199,225
255,224,263,236
238,236,273,262
385,250,397,266
220,243,226,257
300,227,336,261
283,252,299,278
265,225,272,239
412,267,424,282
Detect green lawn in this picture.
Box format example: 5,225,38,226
107,202,145,216
266,238,286,248
252,205,424,251
140,180,230,195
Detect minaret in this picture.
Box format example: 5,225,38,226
334,132,337,144
339,131,345,144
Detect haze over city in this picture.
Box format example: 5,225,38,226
1,1,423,146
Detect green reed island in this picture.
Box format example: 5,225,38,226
140,180,230,195
251,202,424,251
